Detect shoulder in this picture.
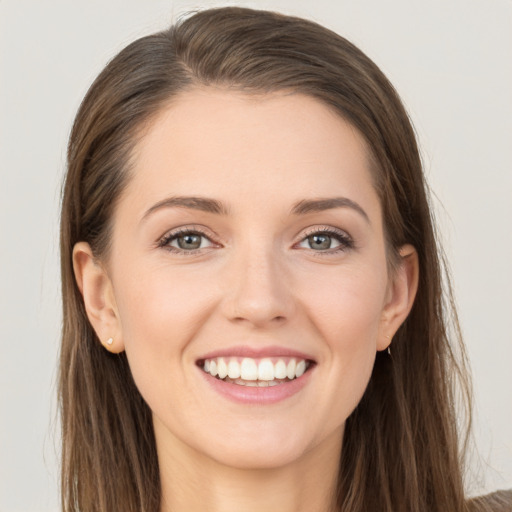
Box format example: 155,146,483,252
466,489,512,512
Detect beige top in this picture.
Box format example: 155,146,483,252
467,489,512,512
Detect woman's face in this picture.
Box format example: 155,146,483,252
80,89,415,469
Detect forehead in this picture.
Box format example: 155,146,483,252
124,88,380,218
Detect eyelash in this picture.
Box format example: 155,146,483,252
157,227,218,256
298,226,355,255
157,226,354,256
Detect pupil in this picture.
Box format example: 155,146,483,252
178,234,201,249
309,234,331,250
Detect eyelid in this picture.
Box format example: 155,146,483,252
300,225,349,238
294,225,355,253
156,224,354,255
157,225,222,253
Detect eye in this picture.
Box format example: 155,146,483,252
158,228,216,253
296,228,353,253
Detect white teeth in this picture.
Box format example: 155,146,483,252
217,358,228,379
286,359,296,379
209,359,217,377
274,359,287,379
295,360,306,378
202,356,311,383
227,359,241,379
224,377,284,387
240,358,258,380
258,358,275,380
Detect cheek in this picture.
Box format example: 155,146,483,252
114,261,213,341
300,265,386,418
111,264,219,417
303,264,387,348
111,261,220,390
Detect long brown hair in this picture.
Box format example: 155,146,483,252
59,7,473,511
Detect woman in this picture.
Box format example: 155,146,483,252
58,6,510,512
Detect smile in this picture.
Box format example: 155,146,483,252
199,357,313,386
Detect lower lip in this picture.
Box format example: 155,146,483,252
198,366,314,404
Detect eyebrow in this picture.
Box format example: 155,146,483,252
291,197,370,223
142,196,230,222
141,195,369,223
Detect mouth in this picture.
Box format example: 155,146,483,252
196,356,315,387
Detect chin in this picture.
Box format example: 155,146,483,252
207,440,309,470
194,421,331,470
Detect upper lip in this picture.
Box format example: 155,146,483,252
197,345,316,362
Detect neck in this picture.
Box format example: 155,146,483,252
156,422,342,512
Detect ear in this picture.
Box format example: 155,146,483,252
72,242,125,353
377,244,419,351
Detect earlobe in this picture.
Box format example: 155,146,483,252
377,244,419,351
72,242,125,353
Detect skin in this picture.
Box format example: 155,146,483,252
74,89,418,512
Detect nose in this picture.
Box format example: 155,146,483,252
221,244,295,328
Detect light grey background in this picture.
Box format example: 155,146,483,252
1,0,511,510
